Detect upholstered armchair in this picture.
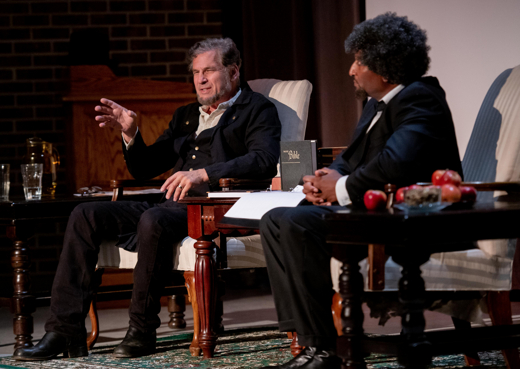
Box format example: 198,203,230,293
93,78,313,355
329,65,520,367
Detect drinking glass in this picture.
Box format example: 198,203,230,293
0,164,9,201
21,163,43,201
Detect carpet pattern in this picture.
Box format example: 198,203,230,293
0,328,509,369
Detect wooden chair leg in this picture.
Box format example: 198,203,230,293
289,332,303,357
451,317,481,366
86,268,104,350
487,291,520,369
168,294,187,329
184,271,201,357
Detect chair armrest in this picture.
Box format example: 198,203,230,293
219,178,273,191
110,179,164,201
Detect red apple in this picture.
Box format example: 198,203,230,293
441,184,461,202
459,186,477,202
437,170,462,187
364,190,388,210
431,170,446,186
395,187,408,203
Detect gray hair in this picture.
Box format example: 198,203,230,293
187,38,242,72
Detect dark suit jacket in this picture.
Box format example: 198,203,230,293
330,77,463,206
122,84,282,190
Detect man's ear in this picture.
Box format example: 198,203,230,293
230,64,240,81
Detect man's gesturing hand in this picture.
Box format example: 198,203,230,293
95,98,138,141
161,169,209,201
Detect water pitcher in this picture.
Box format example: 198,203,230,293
23,137,60,196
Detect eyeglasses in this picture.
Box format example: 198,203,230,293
77,186,102,196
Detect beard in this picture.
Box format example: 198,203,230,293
197,73,232,106
355,87,368,100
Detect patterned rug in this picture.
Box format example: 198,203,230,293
0,327,509,369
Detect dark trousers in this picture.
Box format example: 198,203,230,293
260,204,343,348
45,199,188,338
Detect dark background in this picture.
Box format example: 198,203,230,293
0,0,364,296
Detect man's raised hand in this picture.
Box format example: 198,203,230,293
95,98,138,141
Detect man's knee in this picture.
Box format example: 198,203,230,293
137,207,187,238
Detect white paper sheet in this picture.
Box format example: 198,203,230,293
224,191,305,220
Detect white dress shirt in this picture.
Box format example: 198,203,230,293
335,84,405,206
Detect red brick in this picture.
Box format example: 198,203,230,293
168,12,204,24
53,41,69,53
0,146,16,156
169,64,190,75
31,2,69,14
12,15,50,27
188,25,221,36
0,3,30,14
157,76,191,83
54,67,69,79
206,11,222,23
151,51,186,63
16,68,54,80
129,13,165,24
0,56,32,67
34,81,68,93
3,108,34,119
0,29,31,40
0,16,9,27
36,107,65,119
109,0,146,12
14,42,52,54
111,26,147,38
187,0,221,11
91,14,127,25
150,25,185,37
33,28,70,40
0,70,13,79
131,65,167,76
71,1,108,12
149,0,184,11
0,43,11,54
52,15,89,26
112,52,148,64
131,39,166,50
17,95,56,106
168,37,205,49
110,40,129,51
113,65,130,76
0,96,15,106
16,120,54,132
3,82,33,93
34,55,68,66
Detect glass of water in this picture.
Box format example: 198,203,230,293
21,163,43,201
0,164,9,202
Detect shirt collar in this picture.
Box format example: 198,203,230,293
200,88,242,115
379,84,405,105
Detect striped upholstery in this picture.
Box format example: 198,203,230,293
97,79,312,271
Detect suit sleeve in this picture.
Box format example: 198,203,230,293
345,86,461,205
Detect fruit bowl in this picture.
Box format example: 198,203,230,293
394,202,450,213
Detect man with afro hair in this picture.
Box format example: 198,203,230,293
259,13,462,369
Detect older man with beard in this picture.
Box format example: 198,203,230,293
14,37,281,361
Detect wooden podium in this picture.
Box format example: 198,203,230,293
63,65,196,192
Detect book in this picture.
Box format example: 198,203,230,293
280,140,317,191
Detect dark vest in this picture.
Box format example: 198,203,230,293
180,126,215,196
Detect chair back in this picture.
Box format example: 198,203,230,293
463,65,520,201
248,79,313,142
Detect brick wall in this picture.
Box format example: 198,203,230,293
0,0,223,296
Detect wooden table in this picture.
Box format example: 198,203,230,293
0,193,161,350
325,201,520,368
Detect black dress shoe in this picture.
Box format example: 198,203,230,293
12,332,88,361
260,346,341,369
113,326,156,358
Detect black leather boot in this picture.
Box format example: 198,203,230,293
113,326,156,358
260,346,341,369
12,332,88,361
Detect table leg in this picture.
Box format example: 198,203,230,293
7,224,36,350
392,252,432,368
194,236,217,359
335,246,368,369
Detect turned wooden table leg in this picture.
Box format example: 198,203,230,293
184,271,201,357
8,224,36,350
334,246,368,369
393,251,432,369
194,237,217,359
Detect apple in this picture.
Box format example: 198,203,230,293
459,186,477,202
364,190,388,210
433,169,462,187
431,170,446,186
395,187,408,203
441,184,461,202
